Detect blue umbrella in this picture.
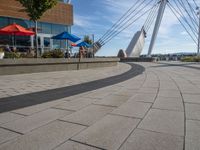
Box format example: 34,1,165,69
52,31,81,43
77,41,92,48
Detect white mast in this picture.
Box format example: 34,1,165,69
147,0,168,56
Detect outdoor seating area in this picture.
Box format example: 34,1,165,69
0,23,94,59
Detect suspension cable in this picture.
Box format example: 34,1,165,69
144,3,158,29
100,0,148,41
178,0,198,26
173,0,198,35
168,2,197,44
144,4,160,33
184,0,199,22
102,4,156,45
100,0,155,43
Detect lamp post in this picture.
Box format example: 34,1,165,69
197,7,200,56
92,34,95,58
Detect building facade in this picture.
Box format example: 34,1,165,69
0,0,73,53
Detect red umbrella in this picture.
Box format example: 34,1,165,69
0,23,35,47
71,43,77,47
0,23,35,36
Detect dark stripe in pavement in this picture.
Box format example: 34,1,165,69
0,63,145,113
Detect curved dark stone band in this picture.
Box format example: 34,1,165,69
0,63,145,113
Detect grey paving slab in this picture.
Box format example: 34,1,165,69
0,128,20,144
83,92,111,99
60,105,114,126
158,90,181,98
185,138,200,150
183,94,200,104
111,101,151,118
93,94,130,107
12,100,64,116
131,93,157,103
138,109,184,136
0,108,72,134
186,120,200,139
72,114,140,150
119,129,183,150
152,97,184,111
0,120,85,150
54,141,100,150
53,98,94,111
138,87,158,94
114,89,138,97
185,103,200,121
0,112,24,124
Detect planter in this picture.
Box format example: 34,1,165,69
0,52,4,59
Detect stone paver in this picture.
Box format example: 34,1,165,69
152,97,184,111
72,115,140,150
0,62,200,150
0,120,85,150
93,94,130,107
111,100,151,118
0,112,24,124
158,90,181,98
186,120,200,139
183,94,200,104
119,129,183,150
185,103,200,121
60,105,114,126
0,128,20,144
138,109,184,136
131,93,157,103
0,108,72,134
54,141,100,150
53,98,94,111
12,99,64,116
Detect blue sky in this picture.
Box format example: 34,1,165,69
71,0,199,56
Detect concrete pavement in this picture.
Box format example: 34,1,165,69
0,62,200,150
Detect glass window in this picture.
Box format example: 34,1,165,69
0,17,9,28
9,18,29,28
41,23,52,34
52,24,69,34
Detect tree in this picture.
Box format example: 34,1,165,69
17,0,57,57
83,35,93,45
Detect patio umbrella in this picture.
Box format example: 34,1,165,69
52,31,81,43
0,23,35,47
77,41,92,48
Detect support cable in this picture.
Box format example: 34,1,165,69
100,0,148,41
102,4,156,45
184,0,199,22
144,4,160,33
101,0,152,42
172,0,198,36
178,0,198,26
144,3,159,30
100,0,155,44
168,2,197,44
192,0,198,8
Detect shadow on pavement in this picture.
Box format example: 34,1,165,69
0,63,145,113
151,62,200,70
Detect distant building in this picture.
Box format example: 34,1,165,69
0,0,73,53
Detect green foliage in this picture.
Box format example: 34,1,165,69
83,35,93,45
4,52,21,59
42,49,64,58
20,53,35,58
181,56,200,62
17,0,57,21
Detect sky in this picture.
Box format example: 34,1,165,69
71,0,200,56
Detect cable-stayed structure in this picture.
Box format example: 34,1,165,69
93,0,200,57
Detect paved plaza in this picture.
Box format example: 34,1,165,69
0,62,200,150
